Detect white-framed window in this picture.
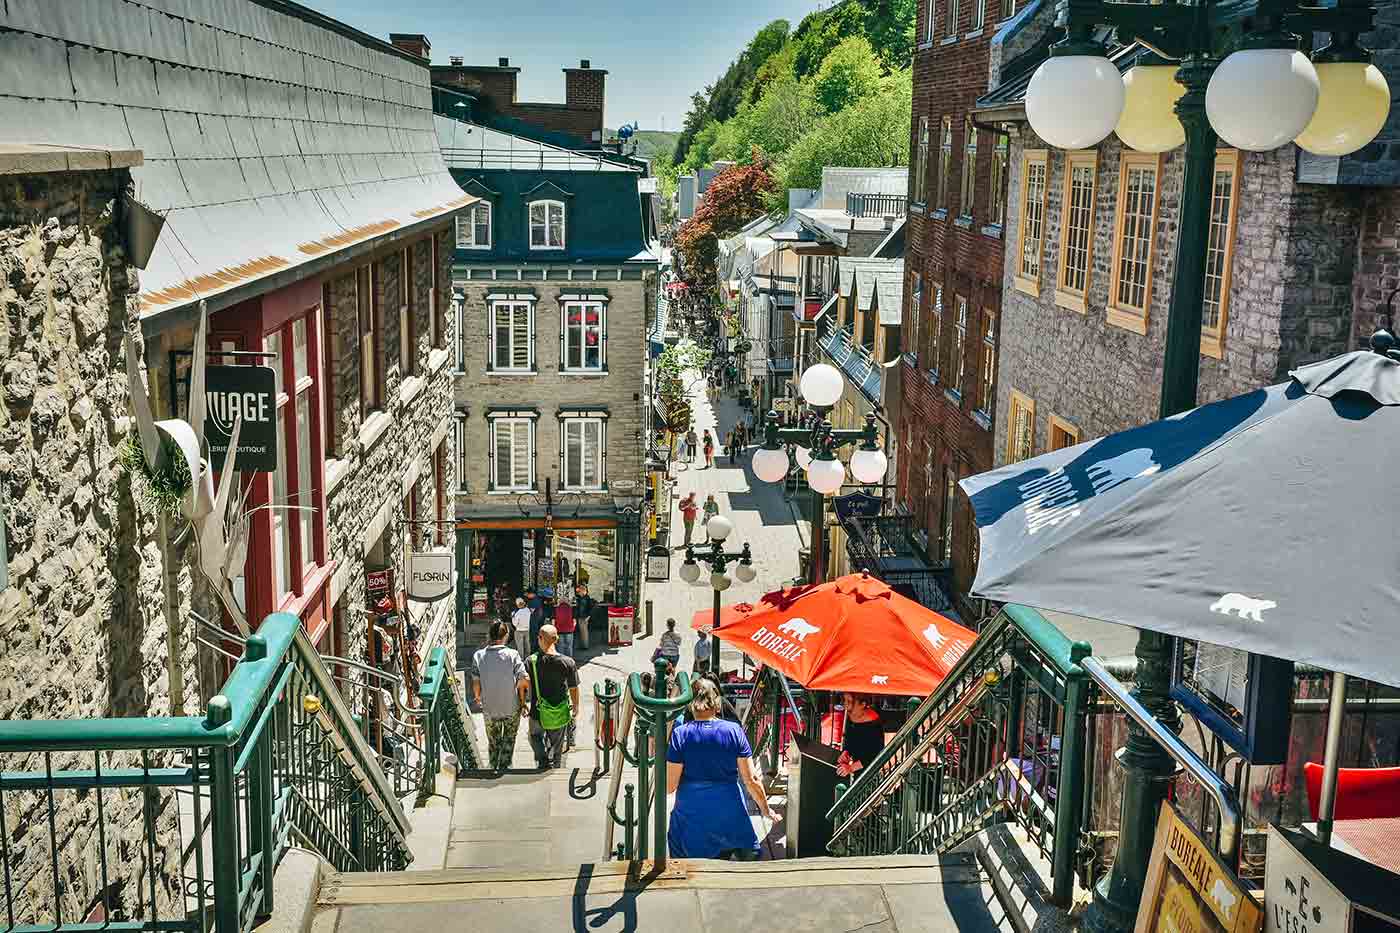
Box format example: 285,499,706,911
457,203,492,250
453,287,465,371
266,329,290,602
926,0,936,40
488,415,535,491
560,416,606,490
562,299,606,372
399,247,416,378
529,200,566,250
488,297,535,372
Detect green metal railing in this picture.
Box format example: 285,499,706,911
415,647,482,788
605,661,692,867
826,606,1093,906
0,613,414,933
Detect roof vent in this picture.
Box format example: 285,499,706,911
449,55,463,66
580,59,591,69
498,57,510,67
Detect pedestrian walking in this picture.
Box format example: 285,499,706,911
702,431,716,469
510,597,531,659
693,628,712,676
680,491,699,546
527,625,579,770
685,427,698,463
554,599,576,659
665,679,773,859
472,621,530,773
726,428,738,465
574,584,595,650
836,692,887,779
702,494,720,539
658,618,682,666
526,588,544,654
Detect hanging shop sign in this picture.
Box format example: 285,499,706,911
645,544,671,582
204,365,278,472
406,551,454,602
1135,803,1261,933
832,491,883,522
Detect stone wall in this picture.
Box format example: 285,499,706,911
994,127,1360,467
324,225,457,671
452,271,649,514
1351,188,1400,343
0,168,203,927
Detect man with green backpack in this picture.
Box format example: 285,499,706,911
527,624,580,770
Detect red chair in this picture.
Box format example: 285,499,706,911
1304,762,1400,820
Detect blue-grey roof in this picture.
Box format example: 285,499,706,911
0,0,472,323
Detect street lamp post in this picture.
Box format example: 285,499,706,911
679,515,757,672
750,363,889,585
1023,2,1388,930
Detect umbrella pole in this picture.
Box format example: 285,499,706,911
1316,672,1348,847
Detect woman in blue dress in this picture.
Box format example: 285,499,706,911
666,679,773,859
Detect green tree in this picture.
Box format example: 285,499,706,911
675,155,777,287
862,0,917,71
745,71,825,159
813,36,883,112
791,1,868,79
773,69,913,194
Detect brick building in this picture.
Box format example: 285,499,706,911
399,30,608,151
892,0,1028,620
975,0,1400,474
436,117,659,653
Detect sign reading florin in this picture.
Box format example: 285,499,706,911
406,551,454,602
204,365,278,472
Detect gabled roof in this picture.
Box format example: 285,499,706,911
0,0,476,326
839,257,905,314
523,179,576,200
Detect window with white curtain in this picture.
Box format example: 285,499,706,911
529,200,565,249
490,300,534,372
457,203,491,249
490,417,534,491
561,417,605,490
453,412,469,493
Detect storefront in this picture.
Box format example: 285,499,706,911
456,513,640,643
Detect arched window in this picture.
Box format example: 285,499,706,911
529,200,566,249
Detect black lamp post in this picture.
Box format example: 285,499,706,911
678,517,756,672
1022,3,1388,931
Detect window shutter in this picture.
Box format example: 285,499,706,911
599,419,607,486
527,419,536,488
559,302,566,372
512,303,531,371
489,421,500,490
600,302,608,373
560,417,570,486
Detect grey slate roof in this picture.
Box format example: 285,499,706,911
838,257,905,316
0,0,472,323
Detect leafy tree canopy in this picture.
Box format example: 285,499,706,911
674,155,777,287
813,35,883,113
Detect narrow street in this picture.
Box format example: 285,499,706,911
450,368,808,869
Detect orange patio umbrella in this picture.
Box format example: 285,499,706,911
691,573,977,696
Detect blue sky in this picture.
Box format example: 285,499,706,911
318,0,827,132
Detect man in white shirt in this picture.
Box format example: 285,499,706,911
511,597,531,658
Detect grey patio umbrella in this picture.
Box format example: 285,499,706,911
960,339,1400,845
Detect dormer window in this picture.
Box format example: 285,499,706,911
529,200,566,249
457,202,491,250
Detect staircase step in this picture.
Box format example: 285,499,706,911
315,854,1008,933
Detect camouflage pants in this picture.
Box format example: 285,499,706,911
485,715,521,771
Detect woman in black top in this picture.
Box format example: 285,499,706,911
838,692,886,778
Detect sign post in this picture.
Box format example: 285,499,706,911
645,544,670,582
406,551,454,602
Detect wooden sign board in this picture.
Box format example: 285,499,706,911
1265,825,1400,933
1136,803,1262,933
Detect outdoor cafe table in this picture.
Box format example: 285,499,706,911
1328,816,1400,876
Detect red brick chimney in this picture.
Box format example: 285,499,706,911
389,33,430,60
563,60,607,113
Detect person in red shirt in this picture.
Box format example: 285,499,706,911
554,600,576,658
679,492,699,546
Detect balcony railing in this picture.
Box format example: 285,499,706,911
817,317,882,402
846,192,908,219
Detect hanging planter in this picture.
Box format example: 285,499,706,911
120,430,194,520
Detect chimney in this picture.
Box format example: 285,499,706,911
389,33,430,60
580,59,590,69
449,55,463,66
564,59,607,114
498,57,510,67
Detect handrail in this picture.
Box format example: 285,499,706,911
1080,656,1240,864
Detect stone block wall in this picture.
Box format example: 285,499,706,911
0,168,204,927
1351,188,1400,343
324,226,457,664
453,271,648,514
993,127,1360,467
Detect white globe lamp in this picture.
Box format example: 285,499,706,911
1295,60,1391,156
706,514,733,542
1206,49,1319,151
678,559,701,584
711,571,733,591
735,561,756,583
807,457,846,496
849,447,889,485
1116,65,1185,153
795,445,813,470
1026,55,1125,149
752,446,789,484
799,363,844,408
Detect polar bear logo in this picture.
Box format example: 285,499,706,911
870,674,889,685
1209,593,1277,622
777,618,820,642
1209,878,1238,921
922,623,947,649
